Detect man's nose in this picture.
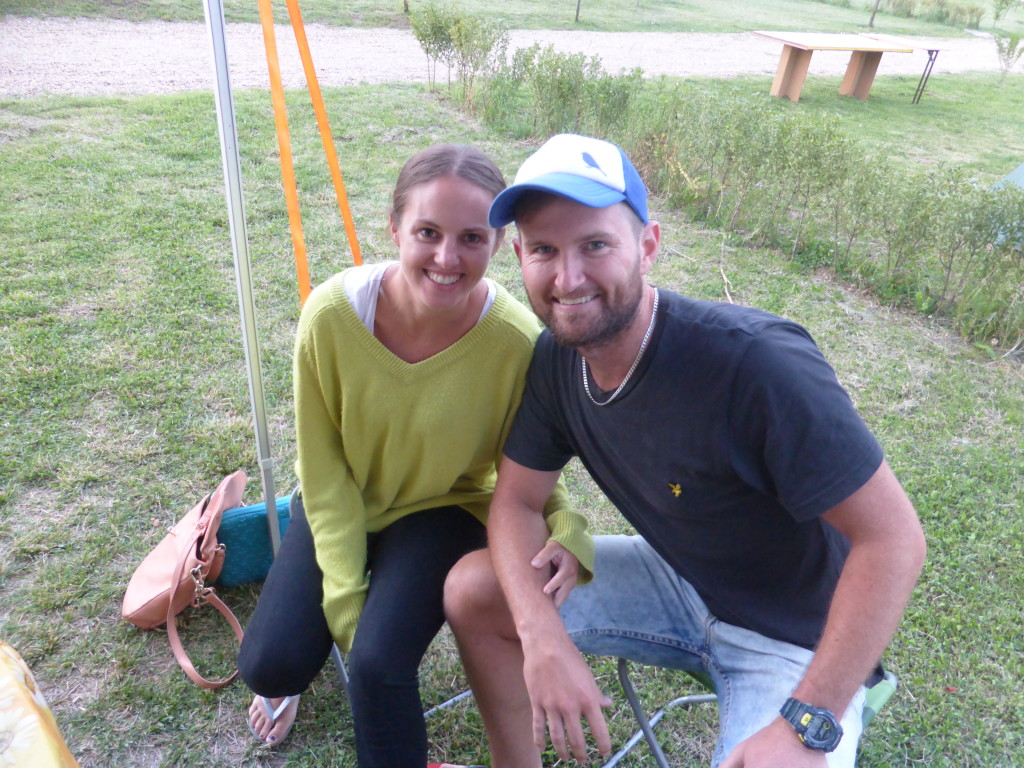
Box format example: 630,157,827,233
553,254,585,294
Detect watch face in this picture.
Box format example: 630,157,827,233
803,713,842,751
781,698,844,752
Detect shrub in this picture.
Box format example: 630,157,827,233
951,1,984,28
994,32,1024,82
992,0,1017,24
473,58,1024,346
476,44,536,135
409,2,458,89
480,44,642,138
410,3,508,105
450,16,508,106
885,0,918,18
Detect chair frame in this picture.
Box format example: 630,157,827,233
602,659,716,768
602,658,899,768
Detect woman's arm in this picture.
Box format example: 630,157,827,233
293,332,369,652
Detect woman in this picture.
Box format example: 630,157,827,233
237,144,591,768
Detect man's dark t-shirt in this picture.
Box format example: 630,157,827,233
504,290,883,650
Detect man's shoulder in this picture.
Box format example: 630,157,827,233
660,290,796,337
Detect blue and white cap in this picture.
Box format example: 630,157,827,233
488,134,648,227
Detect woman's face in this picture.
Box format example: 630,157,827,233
390,175,502,313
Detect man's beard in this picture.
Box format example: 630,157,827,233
529,272,643,349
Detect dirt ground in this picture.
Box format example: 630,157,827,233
0,16,1007,96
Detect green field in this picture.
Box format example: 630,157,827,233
2,77,1022,766
3,0,1023,36
2,1,1023,765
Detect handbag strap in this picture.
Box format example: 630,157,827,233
165,526,244,690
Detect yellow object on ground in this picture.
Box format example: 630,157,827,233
0,641,80,768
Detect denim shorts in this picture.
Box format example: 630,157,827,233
559,534,866,767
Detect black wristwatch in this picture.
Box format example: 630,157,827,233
779,698,843,752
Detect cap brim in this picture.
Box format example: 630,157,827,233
488,173,628,228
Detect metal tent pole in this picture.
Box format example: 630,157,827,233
202,0,281,554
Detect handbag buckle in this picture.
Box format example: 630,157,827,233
189,544,226,607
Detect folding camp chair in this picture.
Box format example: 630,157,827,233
601,658,899,768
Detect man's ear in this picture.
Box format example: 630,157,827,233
389,211,400,247
639,221,660,276
512,235,523,264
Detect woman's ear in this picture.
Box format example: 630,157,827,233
491,226,507,257
389,211,401,247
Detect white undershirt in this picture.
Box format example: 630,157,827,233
342,261,496,333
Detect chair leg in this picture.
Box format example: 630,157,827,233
616,658,673,768
329,642,350,694
329,641,473,720
601,659,719,768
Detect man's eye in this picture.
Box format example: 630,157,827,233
586,240,607,251
465,233,483,244
418,228,438,238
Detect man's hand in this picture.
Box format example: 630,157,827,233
522,637,613,762
532,541,579,608
719,718,828,768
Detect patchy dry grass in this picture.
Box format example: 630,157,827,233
1,0,1008,35
1,84,1021,767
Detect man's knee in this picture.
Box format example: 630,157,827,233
444,548,505,631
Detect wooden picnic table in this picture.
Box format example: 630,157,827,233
755,31,914,102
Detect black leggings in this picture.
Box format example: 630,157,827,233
237,494,486,768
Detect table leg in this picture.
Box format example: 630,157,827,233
839,50,883,99
770,45,813,102
912,49,939,104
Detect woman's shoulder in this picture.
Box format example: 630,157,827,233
485,281,543,345
296,271,358,339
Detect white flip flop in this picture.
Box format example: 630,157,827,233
247,694,299,745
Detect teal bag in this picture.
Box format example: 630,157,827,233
217,495,291,587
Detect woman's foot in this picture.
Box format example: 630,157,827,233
247,694,300,745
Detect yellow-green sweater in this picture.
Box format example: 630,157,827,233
294,271,593,651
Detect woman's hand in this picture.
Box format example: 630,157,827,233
531,541,580,608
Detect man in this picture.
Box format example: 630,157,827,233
444,134,926,768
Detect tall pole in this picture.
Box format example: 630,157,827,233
202,0,281,554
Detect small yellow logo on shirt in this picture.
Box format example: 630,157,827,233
668,483,682,497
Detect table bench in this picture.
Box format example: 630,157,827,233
755,31,914,102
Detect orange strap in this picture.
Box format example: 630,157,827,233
284,0,363,270
256,0,313,305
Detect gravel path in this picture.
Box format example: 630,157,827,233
0,17,1006,97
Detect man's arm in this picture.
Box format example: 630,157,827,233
721,460,926,767
489,456,613,762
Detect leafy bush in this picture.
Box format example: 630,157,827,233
887,0,982,26
995,32,1024,82
885,0,918,18
410,2,508,105
450,15,508,106
473,64,1024,347
992,0,1017,24
409,2,459,89
478,44,641,137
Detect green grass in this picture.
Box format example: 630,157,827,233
3,0,1021,36
654,71,1024,184
1,82,1022,767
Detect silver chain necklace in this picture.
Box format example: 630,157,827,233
581,288,659,407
